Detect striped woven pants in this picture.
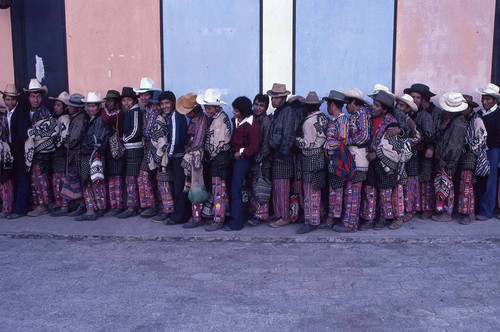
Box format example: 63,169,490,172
31,163,51,205
126,176,139,209
328,186,344,219
404,176,421,214
212,176,227,223
138,170,155,208
392,184,405,218
108,176,124,210
303,182,321,226
273,178,290,219
420,181,434,212
341,181,363,229
458,170,475,214
0,179,14,214
83,181,107,211
157,180,174,214
52,172,64,207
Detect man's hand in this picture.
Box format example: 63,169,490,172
367,152,376,162
234,151,241,159
386,127,402,137
424,148,434,158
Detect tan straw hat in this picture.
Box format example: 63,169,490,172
266,83,291,97
176,93,198,115
396,93,418,112
49,91,70,103
1,83,20,97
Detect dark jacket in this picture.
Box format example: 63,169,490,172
9,105,30,172
435,113,467,177
269,101,301,160
480,107,500,149
81,113,110,156
166,110,188,158
123,104,143,145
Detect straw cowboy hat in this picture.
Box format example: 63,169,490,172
342,87,370,106
133,77,160,94
322,90,345,103
65,93,85,107
368,83,396,100
82,92,104,104
49,91,70,103
103,90,120,100
176,93,198,115
403,83,436,98
266,83,291,97
1,83,20,97
396,93,418,112
475,83,500,99
23,78,48,94
302,91,324,105
462,94,479,108
287,95,305,104
439,92,468,113
196,88,227,106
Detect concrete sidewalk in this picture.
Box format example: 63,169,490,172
1,213,500,244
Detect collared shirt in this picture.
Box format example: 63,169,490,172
481,103,498,117
6,103,17,143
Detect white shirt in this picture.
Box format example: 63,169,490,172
481,103,498,117
6,103,17,143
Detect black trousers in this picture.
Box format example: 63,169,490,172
169,156,190,223
13,154,30,215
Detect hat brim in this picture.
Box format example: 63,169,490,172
344,94,371,107
467,100,479,108
133,87,162,94
403,88,436,98
439,94,468,113
266,90,291,98
1,92,20,97
322,97,345,103
396,96,418,112
302,100,324,105
195,94,227,106
82,99,104,104
176,95,198,115
475,88,500,99
103,96,120,100
23,86,48,94
65,101,85,107
49,97,69,104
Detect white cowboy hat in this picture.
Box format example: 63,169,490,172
133,77,160,94
368,83,396,100
475,83,500,98
49,91,70,103
396,93,418,112
196,88,227,106
1,83,20,97
439,92,468,113
82,92,104,104
342,87,371,106
23,78,48,94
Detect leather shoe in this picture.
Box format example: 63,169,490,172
420,211,433,219
460,214,476,225
182,218,202,228
68,205,85,217
432,213,452,222
27,205,49,217
152,212,170,223
140,207,158,218
296,224,316,234
51,208,69,217
117,209,137,219
75,213,96,222
359,221,374,231
247,218,260,226
7,213,25,220
476,214,491,221
205,222,223,231
332,223,356,233
389,217,404,229
374,218,387,230
105,208,122,217
269,218,290,228
95,210,106,218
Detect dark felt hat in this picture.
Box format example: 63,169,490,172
120,87,138,99
104,90,120,100
373,90,394,109
403,83,436,98
322,90,345,103
463,94,479,108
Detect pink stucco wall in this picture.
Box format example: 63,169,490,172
0,9,15,107
65,0,162,96
395,0,496,104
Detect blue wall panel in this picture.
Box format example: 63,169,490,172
162,0,260,112
295,0,395,107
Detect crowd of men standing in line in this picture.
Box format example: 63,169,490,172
0,77,499,234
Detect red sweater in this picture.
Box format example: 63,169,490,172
230,115,260,158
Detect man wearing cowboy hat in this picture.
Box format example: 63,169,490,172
24,78,55,217
117,87,144,219
458,95,486,225
178,93,209,229
196,88,231,232
395,94,422,224
0,83,23,218
404,83,437,219
155,91,189,224
48,92,70,215
358,91,401,231
247,93,272,227
294,92,329,234
267,83,299,228
432,92,468,222
134,78,161,218
323,90,348,229
369,83,409,139
76,92,110,221
332,88,370,233
101,90,125,216
476,83,500,220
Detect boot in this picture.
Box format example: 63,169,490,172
459,213,475,225
296,224,317,234
389,217,404,230
432,213,452,222
359,221,374,231
374,218,387,230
